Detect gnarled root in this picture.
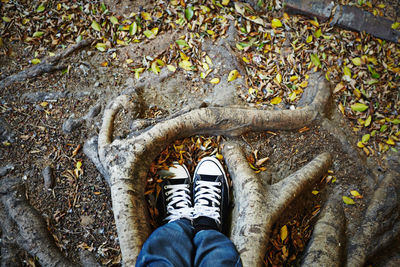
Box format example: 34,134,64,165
301,195,345,267
222,141,332,266
0,177,76,267
0,39,92,89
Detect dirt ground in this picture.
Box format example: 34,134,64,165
0,0,399,266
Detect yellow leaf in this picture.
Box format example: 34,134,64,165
352,57,362,66
275,73,282,84
242,56,250,63
351,190,361,197
180,51,189,61
151,61,160,74
167,64,176,72
210,78,220,84
280,225,288,241
228,70,240,82
179,60,192,71
270,96,282,105
289,75,298,82
338,102,345,114
343,66,351,77
31,58,41,65
365,115,372,127
202,62,209,70
308,19,319,27
392,22,400,30
222,0,230,6
141,12,152,20
40,102,48,107
216,153,223,160
386,138,395,145
271,18,282,28
312,190,319,195
126,59,133,64
357,141,365,148
306,35,313,43
299,80,308,88
343,196,355,205
206,56,212,66
333,82,345,94
248,87,257,95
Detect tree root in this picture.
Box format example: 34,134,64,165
93,72,332,265
347,169,400,267
301,195,345,267
222,141,332,266
0,39,92,89
0,176,101,267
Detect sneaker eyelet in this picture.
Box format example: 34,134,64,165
218,182,221,186
217,189,221,193
164,185,167,189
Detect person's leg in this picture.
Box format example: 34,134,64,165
136,163,195,267
193,229,242,267
136,219,194,267
192,157,242,267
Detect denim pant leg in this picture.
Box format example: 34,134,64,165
193,230,242,267
136,219,194,267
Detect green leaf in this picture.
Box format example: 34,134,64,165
91,21,101,31
176,39,189,47
95,42,107,51
76,35,82,43
36,4,45,13
343,196,355,205
367,65,380,79
392,119,400,125
351,103,369,112
314,28,322,38
129,22,137,36
32,31,44,38
109,16,119,25
310,54,321,68
100,2,107,12
185,6,194,21
380,125,388,132
362,134,370,143
2,17,11,22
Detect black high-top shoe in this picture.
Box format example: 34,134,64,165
192,156,229,233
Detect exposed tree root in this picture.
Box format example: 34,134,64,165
347,169,400,267
0,39,92,89
93,72,331,265
222,141,332,266
301,195,345,267
0,176,100,267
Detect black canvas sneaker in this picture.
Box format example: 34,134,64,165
156,162,193,224
192,156,229,233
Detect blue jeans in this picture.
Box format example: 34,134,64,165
136,219,242,267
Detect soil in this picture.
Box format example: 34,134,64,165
0,0,398,266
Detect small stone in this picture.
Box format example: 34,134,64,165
62,117,84,134
0,164,14,177
42,166,55,189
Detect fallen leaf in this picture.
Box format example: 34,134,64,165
91,21,101,31
271,18,282,28
141,12,152,21
228,70,240,81
343,196,355,205
210,78,220,84
352,57,362,66
392,22,400,29
351,103,368,112
312,190,319,195
185,6,194,21
167,65,176,72
351,190,363,199
280,225,288,242
270,96,282,105
36,4,45,13
179,60,192,71
109,16,119,25
31,58,41,64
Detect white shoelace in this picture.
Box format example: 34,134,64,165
193,180,222,224
165,184,193,222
